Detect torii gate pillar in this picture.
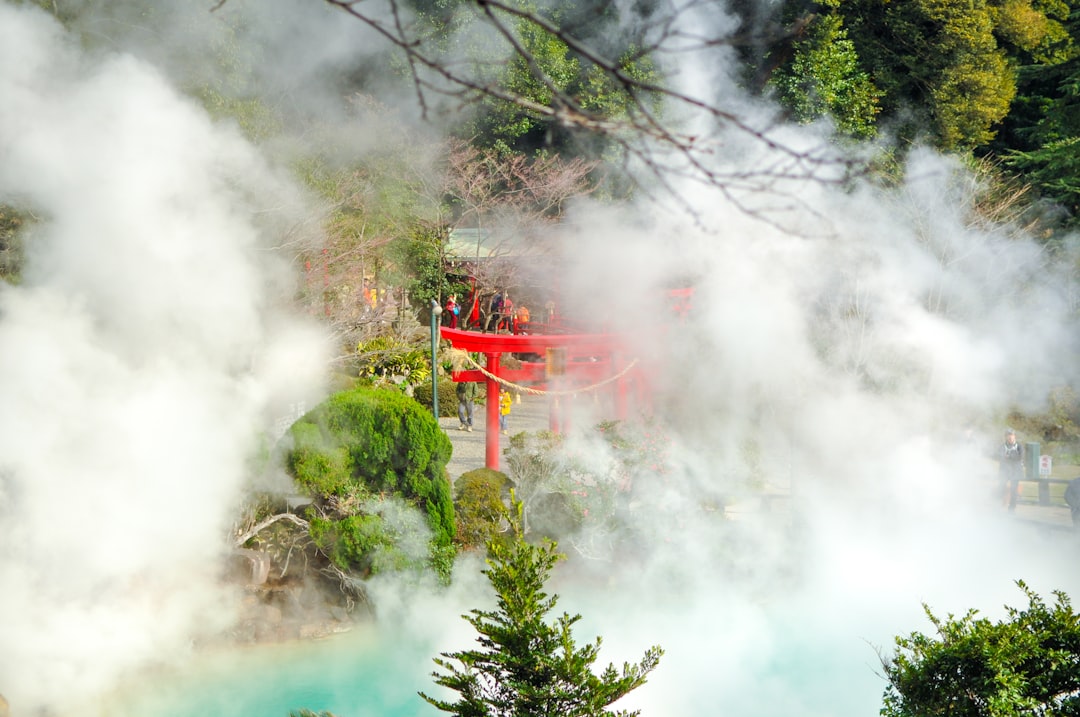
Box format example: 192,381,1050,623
485,352,502,470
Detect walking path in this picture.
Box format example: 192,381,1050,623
439,398,1078,536
440,393,551,480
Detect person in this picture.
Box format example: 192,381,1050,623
1065,477,1080,530
499,388,512,435
456,381,476,431
500,294,514,332
445,295,459,329
468,293,480,330
998,428,1025,511
489,291,503,328
515,304,530,334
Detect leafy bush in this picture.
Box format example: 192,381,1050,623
285,386,455,555
882,581,1080,717
309,513,410,575
413,375,459,418
454,468,511,549
355,335,431,387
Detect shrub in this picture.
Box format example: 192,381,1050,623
356,335,431,385
454,468,511,549
309,513,410,576
882,582,1080,717
285,386,455,554
414,375,459,418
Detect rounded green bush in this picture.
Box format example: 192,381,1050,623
454,468,512,549
285,386,455,548
413,375,459,418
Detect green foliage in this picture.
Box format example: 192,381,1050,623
882,581,1080,717
0,204,29,284
310,513,410,575
995,11,1080,226
839,0,1070,150
420,511,663,717
500,420,672,548
1004,137,1080,222
454,468,512,549
465,4,660,156
356,335,432,388
389,224,454,312
769,13,882,139
285,386,455,547
414,375,460,418
192,85,281,143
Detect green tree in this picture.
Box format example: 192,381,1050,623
881,581,1080,717
769,10,882,139
285,386,455,569
389,223,454,314
996,3,1080,226
460,3,659,157
840,0,1070,150
420,506,663,717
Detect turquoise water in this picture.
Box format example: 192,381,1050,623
111,627,434,717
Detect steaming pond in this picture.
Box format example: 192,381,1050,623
103,603,895,717
109,626,434,717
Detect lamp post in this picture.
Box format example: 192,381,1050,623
430,299,443,420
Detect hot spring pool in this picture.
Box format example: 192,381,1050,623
107,626,436,717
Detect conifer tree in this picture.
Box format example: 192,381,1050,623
420,504,663,717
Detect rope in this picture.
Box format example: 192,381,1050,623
449,348,638,397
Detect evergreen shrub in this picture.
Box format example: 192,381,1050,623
309,513,410,575
285,386,455,554
413,375,458,417
454,468,511,549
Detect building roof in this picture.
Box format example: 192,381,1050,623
447,228,541,261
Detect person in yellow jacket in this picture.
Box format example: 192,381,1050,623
499,389,512,435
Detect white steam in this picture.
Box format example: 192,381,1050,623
0,3,328,712
3,0,1080,716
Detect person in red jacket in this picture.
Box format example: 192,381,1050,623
445,295,459,328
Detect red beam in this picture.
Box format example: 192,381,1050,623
440,327,622,355
451,359,613,386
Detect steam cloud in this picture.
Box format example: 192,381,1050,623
2,0,1080,715
0,3,328,712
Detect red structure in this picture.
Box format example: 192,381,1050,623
440,286,691,470
439,327,641,470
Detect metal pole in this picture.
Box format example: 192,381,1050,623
1026,442,1046,505
430,299,442,420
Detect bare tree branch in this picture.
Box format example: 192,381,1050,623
316,0,864,220
234,512,310,547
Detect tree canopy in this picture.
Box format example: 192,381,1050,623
881,581,1080,717
420,508,663,717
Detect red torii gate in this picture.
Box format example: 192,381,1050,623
439,327,641,470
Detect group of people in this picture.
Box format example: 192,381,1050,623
489,292,529,333
455,380,513,435
443,291,532,334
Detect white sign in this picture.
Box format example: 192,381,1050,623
1039,455,1053,476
